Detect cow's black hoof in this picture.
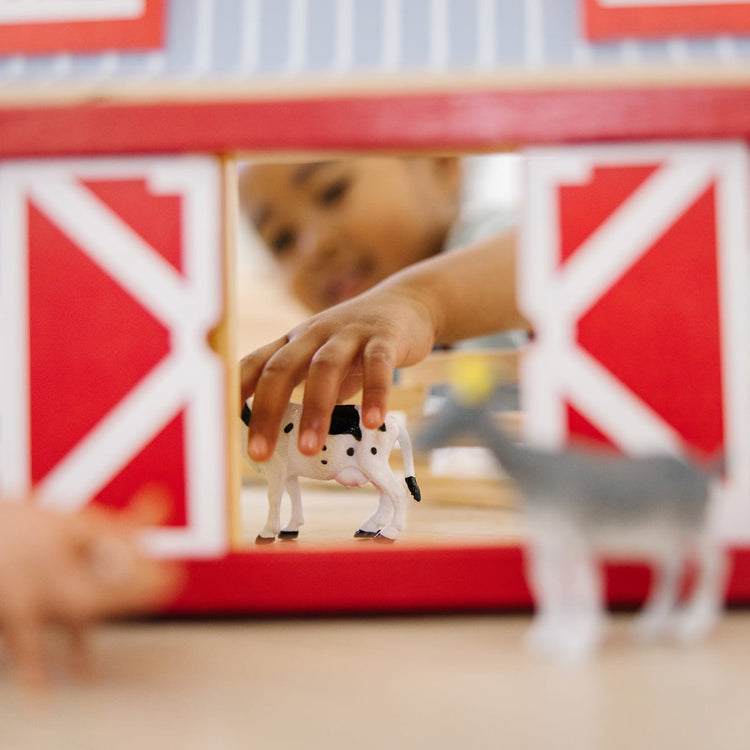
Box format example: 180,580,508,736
255,535,276,545
373,531,396,544
354,529,378,539
278,530,299,540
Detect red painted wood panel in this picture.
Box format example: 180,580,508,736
584,0,750,40
166,545,750,614
0,0,164,55
1,87,750,158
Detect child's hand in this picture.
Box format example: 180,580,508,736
0,493,183,690
240,283,438,461
240,233,525,463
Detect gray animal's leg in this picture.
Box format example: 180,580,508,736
279,476,304,539
525,531,603,661
524,535,567,655
634,543,683,642
355,490,391,538
563,542,604,659
257,473,285,543
675,537,727,643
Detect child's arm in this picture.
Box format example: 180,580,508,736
240,230,526,462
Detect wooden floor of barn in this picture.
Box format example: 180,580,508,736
236,480,524,549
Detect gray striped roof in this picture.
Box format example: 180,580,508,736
1,0,749,88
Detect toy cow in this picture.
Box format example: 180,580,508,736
241,401,421,543
419,358,727,661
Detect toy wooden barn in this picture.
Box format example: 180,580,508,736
1,0,749,612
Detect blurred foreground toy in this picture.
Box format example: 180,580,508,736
242,402,421,542
419,356,727,661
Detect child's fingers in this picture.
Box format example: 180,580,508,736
84,530,185,612
65,623,93,681
94,557,185,615
360,338,396,428
73,487,170,541
2,608,47,692
57,511,184,617
246,339,318,461
336,372,365,402
66,488,170,578
136,558,185,609
239,336,288,404
299,335,362,455
120,484,172,528
53,544,183,622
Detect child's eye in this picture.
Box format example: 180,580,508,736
271,228,295,256
317,178,350,207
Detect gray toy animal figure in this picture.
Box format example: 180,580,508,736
242,401,421,543
419,363,727,661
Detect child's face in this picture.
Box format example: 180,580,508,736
239,157,461,312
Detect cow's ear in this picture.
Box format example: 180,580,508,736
241,403,252,426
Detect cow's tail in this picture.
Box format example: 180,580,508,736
396,418,421,503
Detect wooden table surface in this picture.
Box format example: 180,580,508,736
2,610,749,750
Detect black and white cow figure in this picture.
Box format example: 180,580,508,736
241,401,421,543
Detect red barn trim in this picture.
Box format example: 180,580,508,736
167,545,750,614
0,0,163,55
1,86,750,158
584,0,750,40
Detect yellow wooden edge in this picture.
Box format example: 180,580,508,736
396,348,520,388
1,64,750,106
218,156,243,551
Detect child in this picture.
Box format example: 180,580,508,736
239,155,527,462
0,494,182,690
238,155,522,312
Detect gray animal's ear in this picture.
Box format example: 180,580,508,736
241,403,252,426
